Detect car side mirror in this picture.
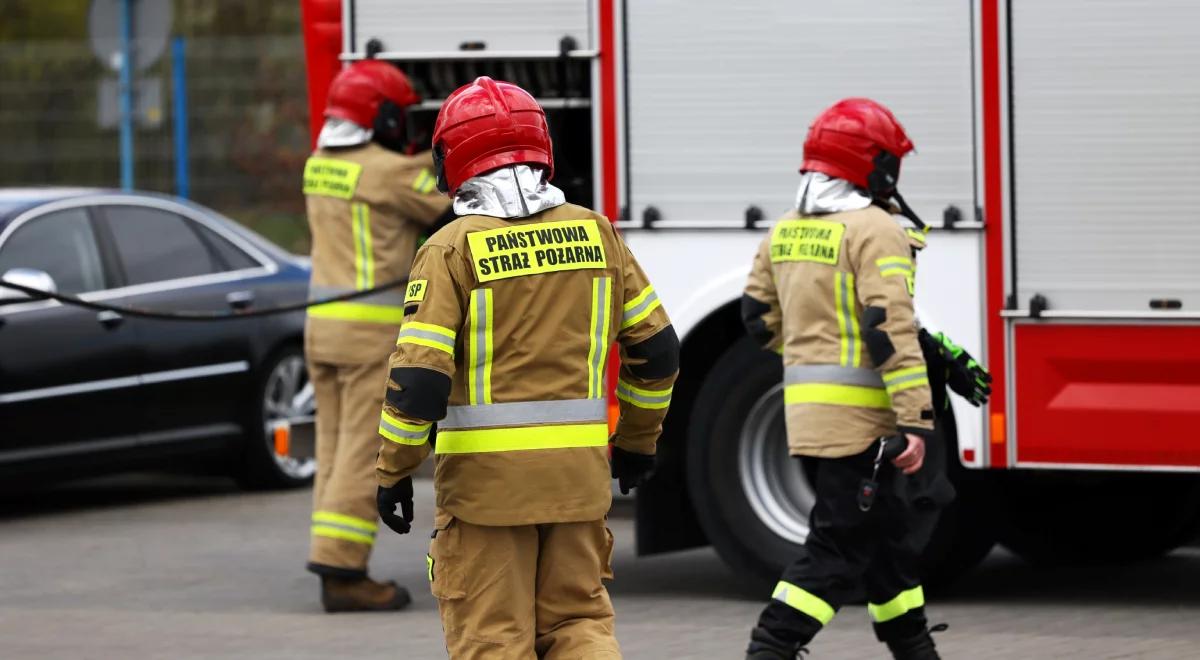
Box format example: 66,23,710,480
0,268,58,303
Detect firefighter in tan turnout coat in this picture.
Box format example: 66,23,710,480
742,99,966,660
303,60,450,611
374,77,679,659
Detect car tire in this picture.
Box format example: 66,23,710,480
235,344,316,490
687,337,994,594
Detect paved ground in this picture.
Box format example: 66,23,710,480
1,475,1198,659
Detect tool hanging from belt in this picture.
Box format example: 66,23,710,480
857,434,910,512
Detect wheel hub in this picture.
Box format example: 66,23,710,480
263,355,317,480
737,383,816,545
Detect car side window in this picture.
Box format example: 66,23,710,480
0,208,106,294
194,224,260,271
103,206,223,286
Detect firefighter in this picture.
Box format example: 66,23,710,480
740,98,988,660
303,60,451,612
373,76,679,659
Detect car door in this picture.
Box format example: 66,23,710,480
0,206,145,459
95,203,268,445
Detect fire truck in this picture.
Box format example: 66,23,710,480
301,0,1200,585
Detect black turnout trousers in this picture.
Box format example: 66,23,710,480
755,442,949,645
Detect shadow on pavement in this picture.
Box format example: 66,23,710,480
940,547,1200,606
0,472,243,521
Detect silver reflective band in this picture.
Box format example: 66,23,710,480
308,284,406,307
622,290,659,325
785,365,884,388
396,326,455,348
379,416,430,441
442,398,607,430
615,382,671,407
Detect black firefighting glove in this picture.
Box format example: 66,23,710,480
377,477,414,535
610,444,655,495
919,328,992,406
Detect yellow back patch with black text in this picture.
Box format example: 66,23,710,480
770,219,845,265
303,157,363,200
467,219,607,282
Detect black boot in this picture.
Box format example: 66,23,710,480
745,627,809,659
884,623,947,660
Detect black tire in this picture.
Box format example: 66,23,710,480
234,344,316,490
995,470,1200,564
686,337,994,593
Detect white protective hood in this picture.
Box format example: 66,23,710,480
453,164,566,219
795,172,873,215
316,117,372,149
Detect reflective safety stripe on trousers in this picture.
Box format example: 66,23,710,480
437,399,608,454
834,272,860,367
783,364,889,409
311,511,377,546
772,581,836,625
588,277,612,399
868,586,925,623
467,289,494,405
306,284,407,324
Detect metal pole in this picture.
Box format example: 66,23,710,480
171,36,189,199
118,0,135,190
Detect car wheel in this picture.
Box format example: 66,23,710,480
235,345,316,490
687,337,995,593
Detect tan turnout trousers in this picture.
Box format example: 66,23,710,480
429,510,620,660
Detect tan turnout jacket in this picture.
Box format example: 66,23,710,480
376,202,677,526
303,144,450,364
744,206,933,457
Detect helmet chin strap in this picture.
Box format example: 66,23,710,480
889,188,927,230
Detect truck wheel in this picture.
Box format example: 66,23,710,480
687,337,994,592
995,471,1200,564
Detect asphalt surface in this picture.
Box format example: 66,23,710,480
1,475,1198,659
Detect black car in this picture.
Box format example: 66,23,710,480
0,188,315,488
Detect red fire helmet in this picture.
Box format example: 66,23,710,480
325,60,420,127
431,77,553,196
801,98,915,192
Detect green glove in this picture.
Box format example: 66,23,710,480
932,331,992,406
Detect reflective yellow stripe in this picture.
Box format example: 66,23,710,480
835,272,860,368
436,423,609,454
396,321,457,355
875,256,913,268
868,586,925,623
413,169,436,193
784,383,891,409
426,554,434,582
351,203,374,290
615,379,672,409
311,525,375,545
303,157,363,199
621,285,662,330
467,289,493,405
883,366,929,394
587,277,613,398
312,511,378,532
308,301,406,324
379,412,432,445
883,366,927,382
906,228,928,245
772,581,836,625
